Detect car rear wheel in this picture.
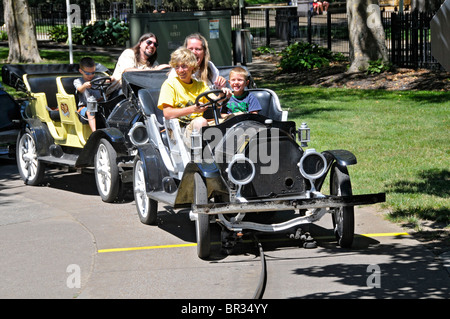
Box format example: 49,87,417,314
133,156,158,225
94,138,120,202
193,173,211,259
16,129,45,186
330,163,354,248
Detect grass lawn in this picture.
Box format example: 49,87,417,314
1,47,449,228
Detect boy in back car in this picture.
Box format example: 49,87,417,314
74,57,104,131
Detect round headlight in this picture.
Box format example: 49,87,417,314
299,149,327,180
227,154,256,186
128,122,149,146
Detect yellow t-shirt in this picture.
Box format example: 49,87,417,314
158,76,209,124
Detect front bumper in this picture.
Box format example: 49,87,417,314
191,192,386,232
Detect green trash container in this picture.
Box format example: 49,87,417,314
129,11,232,66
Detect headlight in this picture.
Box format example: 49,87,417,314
298,149,327,181
128,122,149,146
227,154,256,186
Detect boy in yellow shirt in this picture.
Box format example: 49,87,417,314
158,47,230,147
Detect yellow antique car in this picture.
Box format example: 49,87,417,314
2,63,140,202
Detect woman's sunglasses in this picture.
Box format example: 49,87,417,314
145,39,159,47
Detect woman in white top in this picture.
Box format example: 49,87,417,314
168,33,227,89
107,32,170,97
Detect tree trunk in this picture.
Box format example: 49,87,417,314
347,0,388,72
3,0,41,63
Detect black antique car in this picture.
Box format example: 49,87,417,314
1,63,154,202
0,84,22,157
125,68,386,259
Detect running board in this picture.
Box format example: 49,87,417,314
38,154,78,167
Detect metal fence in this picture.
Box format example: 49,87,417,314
0,5,440,70
389,11,439,69
236,6,440,69
234,6,349,55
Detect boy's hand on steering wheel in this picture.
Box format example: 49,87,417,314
194,103,208,112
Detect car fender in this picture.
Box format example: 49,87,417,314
135,143,169,193
76,127,128,167
174,161,227,207
314,149,357,192
322,149,357,166
21,118,53,156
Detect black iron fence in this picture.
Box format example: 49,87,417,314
239,6,440,70
389,11,439,69
0,5,441,70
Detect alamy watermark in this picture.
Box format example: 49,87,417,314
66,264,81,289
366,264,381,288
366,4,382,30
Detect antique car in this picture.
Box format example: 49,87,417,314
0,84,22,157
1,63,150,202
126,69,386,259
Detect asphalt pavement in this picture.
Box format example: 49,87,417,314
1,157,449,300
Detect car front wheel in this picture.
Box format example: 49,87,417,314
330,163,354,248
193,173,211,259
94,138,120,202
133,156,158,225
16,129,45,186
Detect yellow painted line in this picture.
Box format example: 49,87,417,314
98,243,197,253
98,232,410,253
359,232,409,237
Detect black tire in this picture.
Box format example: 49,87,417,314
94,138,120,203
193,173,211,259
133,156,158,225
330,163,354,248
16,129,46,186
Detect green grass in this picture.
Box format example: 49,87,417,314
266,84,450,226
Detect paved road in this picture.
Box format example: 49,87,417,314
1,157,449,301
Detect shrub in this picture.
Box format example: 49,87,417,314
255,46,276,55
278,41,346,73
78,18,129,46
0,31,8,41
48,18,129,47
366,59,393,75
48,25,69,43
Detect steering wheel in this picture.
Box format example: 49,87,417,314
90,76,112,101
90,76,112,91
195,90,230,125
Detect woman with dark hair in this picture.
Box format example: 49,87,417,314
168,33,226,89
107,33,169,96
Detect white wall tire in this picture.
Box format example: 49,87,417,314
16,129,45,186
133,157,158,225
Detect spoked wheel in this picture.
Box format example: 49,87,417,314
16,129,45,186
94,138,120,202
193,173,211,259
133,156,158,225
330,163,354,248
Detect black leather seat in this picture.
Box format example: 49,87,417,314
137,88,164,125
248,88,285,121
